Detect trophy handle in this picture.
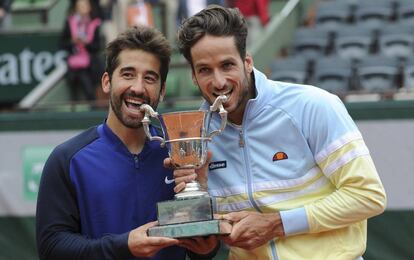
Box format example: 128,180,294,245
140,104,165,144
208,95,228,139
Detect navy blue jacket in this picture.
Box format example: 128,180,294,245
36,123,186,259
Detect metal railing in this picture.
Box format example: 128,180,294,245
18,63,67,110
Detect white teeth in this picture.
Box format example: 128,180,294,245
216,90,231,98
125,99,143,105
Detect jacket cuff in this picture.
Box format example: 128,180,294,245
280,207,309,236
112,232,135,259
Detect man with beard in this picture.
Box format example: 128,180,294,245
36,26,218,260
171,5,387,260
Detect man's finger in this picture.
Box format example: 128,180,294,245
174,182,186,193
174,169,193,177
174,173,197,184
145,236,180,246
177,239,193,249
198,151,213,172
221,235,242,247
222,211,249,222
221,213,238,222
206,150,213,164
142,221,159,229
163,157,173,169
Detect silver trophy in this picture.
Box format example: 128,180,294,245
140,95,231,238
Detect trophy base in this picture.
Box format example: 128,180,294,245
147,219,232,238
157,195,213,225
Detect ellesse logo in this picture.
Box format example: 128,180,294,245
273,152,288,161
209,161,227,171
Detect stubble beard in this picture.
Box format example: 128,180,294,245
236,70,252,110
109,91,159,129
201,69,251,116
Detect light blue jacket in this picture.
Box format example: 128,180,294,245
201,69,386,259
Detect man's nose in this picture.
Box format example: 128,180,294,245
130,78,145,94
212,71,226,90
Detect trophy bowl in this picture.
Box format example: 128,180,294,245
140,95,227,199
159,110,210,169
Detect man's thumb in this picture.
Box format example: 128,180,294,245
206,150,213,164
198,150,213,173
222,211,247,223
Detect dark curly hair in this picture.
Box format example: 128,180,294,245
177,5,248,67
105,26,171,85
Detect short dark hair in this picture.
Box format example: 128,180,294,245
177,5,248,66
105,26,171,85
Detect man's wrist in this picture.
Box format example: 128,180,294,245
271,212,285,237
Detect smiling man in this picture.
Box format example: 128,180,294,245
172,5,387,260
36,26,217,260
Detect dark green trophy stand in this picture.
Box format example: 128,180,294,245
148,195,231,238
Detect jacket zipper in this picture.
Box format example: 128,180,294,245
133,155,139,169
239,128,262,213
239,129,245,147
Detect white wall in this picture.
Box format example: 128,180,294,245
0,119,413,216
357,119,414,210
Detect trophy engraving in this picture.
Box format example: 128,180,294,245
140,95,231,238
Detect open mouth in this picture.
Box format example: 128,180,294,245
124,98,144,113
214,89,232,102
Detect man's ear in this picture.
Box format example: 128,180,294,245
102,72,111,94
245,53,254,73
191,70,198,86
159,83,166,102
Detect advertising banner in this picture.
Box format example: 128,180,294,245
0,31,66,104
